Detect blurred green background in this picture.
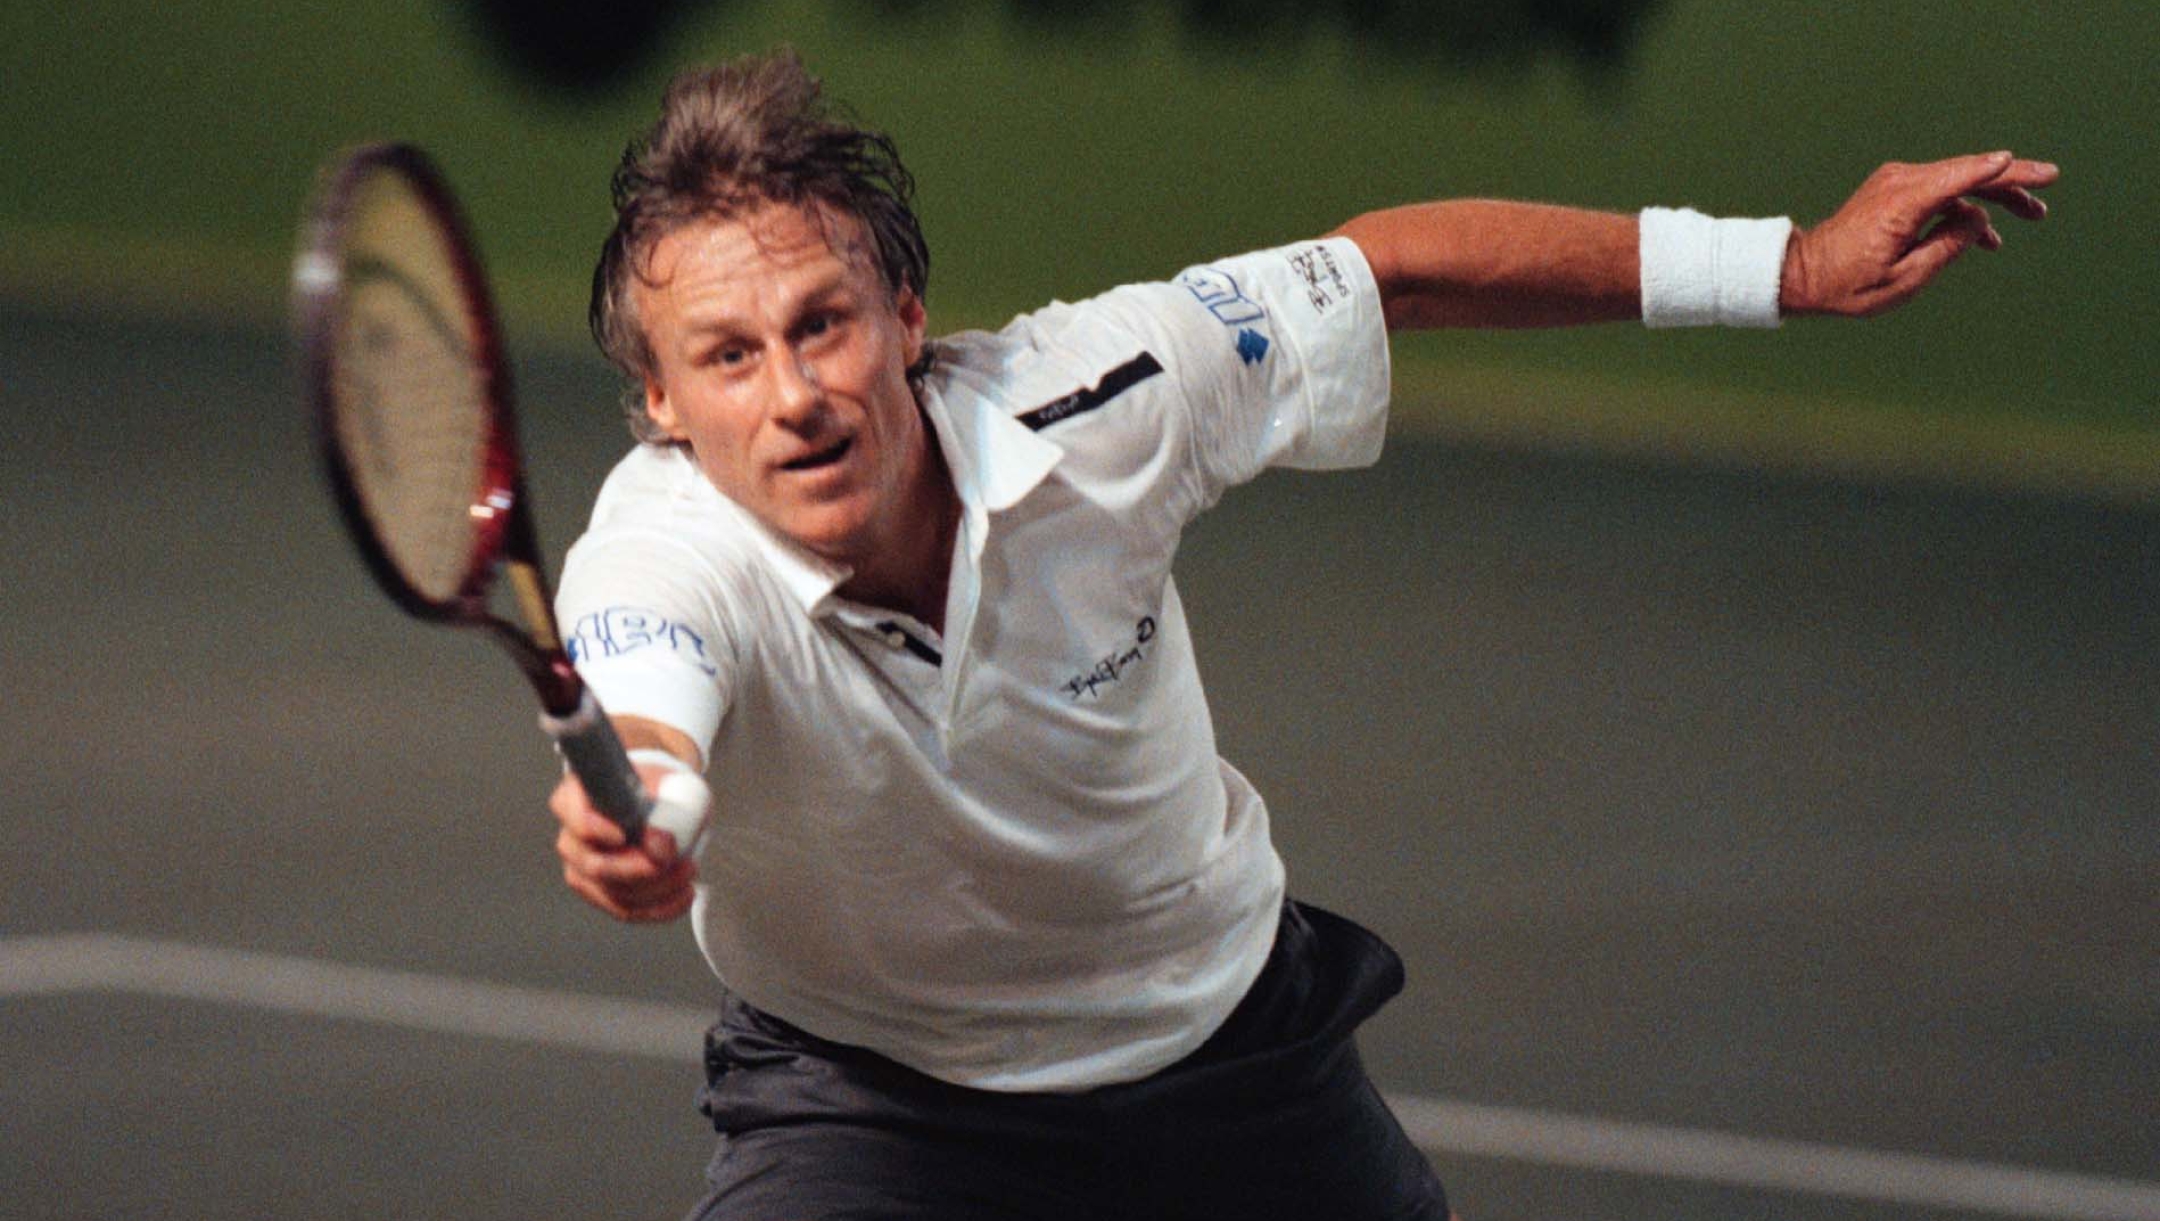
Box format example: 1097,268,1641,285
3,0,2151,494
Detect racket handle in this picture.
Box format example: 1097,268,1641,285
541,688,652,840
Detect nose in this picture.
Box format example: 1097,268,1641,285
767,344,825,430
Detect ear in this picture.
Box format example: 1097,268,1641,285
643,377,687,443
896,288,928,369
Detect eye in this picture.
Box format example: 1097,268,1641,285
698,342,749,370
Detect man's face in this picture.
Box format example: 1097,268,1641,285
635,201,929,568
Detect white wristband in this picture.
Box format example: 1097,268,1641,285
1639,207,1794,329
627,747,697,777
627,749,711,855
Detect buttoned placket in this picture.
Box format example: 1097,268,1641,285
828,497,988,758
909,376,1059,755
932,498,991,750
828,603,943,668
817,600,950,758
875,619,944,668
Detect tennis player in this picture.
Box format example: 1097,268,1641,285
547,49,2054,1220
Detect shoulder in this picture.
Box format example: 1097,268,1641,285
562,446,768,618
576,446,752,555
583,443,706,532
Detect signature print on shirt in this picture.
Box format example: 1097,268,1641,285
1063,616,1157,700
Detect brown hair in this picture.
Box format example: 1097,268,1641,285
589,49,931,442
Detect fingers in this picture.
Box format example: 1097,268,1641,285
555,820,681,885
1989,156,2061,190
1976,189,2042,221
558,827,699,921
1867,152,2055,234
1925,150,2019,201
557,822,699,921
548,769,699,922
1925,151,2056,198
561,868,697,923
1972,183,2049,221
1928,152,2058,218
1940,197,2003,252
1887,199,1996,303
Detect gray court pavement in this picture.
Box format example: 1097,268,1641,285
2,306,2153,1219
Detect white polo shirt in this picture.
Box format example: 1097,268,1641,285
557,236,1391,1091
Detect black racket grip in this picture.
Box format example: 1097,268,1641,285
541,688,653,840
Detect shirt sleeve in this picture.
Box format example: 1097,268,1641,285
1096,235,1393,497
555,527,733,758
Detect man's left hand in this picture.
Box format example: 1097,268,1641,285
1782,151,2058,318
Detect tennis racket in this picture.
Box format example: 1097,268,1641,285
293,142,700,849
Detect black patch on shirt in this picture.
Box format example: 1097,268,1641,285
1017,352,1164,432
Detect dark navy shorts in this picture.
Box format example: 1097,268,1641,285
686,901,1451,1221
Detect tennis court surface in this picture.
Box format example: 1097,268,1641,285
3,306,2153,1220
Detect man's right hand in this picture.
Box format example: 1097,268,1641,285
550,718,707,922
551,762,700,921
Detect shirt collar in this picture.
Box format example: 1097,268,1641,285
745,516,854,617
920,359,1064,515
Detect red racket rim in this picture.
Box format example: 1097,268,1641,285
294,141,528,626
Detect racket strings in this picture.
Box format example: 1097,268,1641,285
331,236,492,604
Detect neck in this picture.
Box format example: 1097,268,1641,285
837,418,960,633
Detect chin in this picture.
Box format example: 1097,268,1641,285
771,504,880,565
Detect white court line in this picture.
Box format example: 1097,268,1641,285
0,932,705,1061
6,933,2155,1221
1387,1096,2160,1221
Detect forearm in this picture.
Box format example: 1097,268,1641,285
612,713,706,771
1328,200,1642,330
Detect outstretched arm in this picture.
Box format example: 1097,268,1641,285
1329,151,2056,332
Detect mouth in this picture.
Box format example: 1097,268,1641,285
779,436,853,473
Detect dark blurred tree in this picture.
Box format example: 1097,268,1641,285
453,0,697,93
451,0,1664,94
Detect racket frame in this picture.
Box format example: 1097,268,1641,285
295,142,582,713
295,142,652,836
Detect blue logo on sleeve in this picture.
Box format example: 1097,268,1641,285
1179,265,1273,366
566,607,717,677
